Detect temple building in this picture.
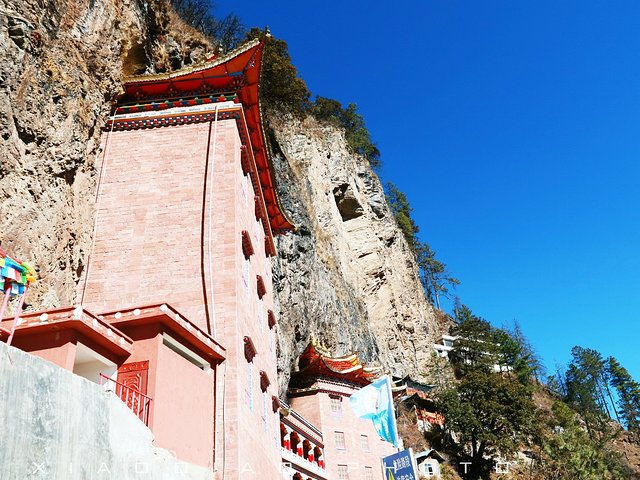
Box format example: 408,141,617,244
288,342,397,480
2,37,293,478
1,37,403,480
79,36,292,479
393,376,444,432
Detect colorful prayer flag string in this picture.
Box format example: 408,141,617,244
0,248,37,327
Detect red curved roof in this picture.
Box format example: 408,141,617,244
293,342,382,386
117,39,294,236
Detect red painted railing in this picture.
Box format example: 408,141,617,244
100,374,152,426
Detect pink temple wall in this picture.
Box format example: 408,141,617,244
289,380,397,480
10,330,77,370
154,339,216,468
84,115,281,478
80,122,214,331
113,325,215,469
207,119,281,479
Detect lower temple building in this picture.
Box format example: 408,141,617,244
287,343,397,480
0,38,398,479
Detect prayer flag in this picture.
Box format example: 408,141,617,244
349,375,399,447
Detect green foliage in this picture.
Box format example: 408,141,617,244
429,311,634,480
607,356,640,435
495,322,542,384
385,182,459,309
449,310,498,376
241,36,380,166
538,401,632,479
439,371,539,479
246,28,311,113
416,242,460,310
385,182,420,250
170,0,246,50
311,97,380,167
436,309,541,479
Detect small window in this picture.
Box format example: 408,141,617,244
259,370,270,392
262,391,268,431
242,259,250,294
241,230,254,258
337,465,349,480
243,336,257,362
360,434,369,452
330,396,342,416
244,362,253,411
258,299,264,332
334,431,346,450
364,467,373,480
241,175,248,204
267,309,277,328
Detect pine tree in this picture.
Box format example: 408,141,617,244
385,183,459,310
494,322,541,384
416,242,459,310
437,308,540,479
385,182,419,251
565,346,613,437
607,356,640,436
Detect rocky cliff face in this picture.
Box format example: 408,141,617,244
0,0,440,392
269,115,439,393
0,0,210,310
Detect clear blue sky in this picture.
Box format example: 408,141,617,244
218,1,640,380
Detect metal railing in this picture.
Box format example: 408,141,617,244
100,374,152,426
281,447,327,477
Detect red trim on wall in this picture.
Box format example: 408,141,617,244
267,309,276,328
256,275,266,299
259,370,270,391
241,230,254,259
244,336,257,361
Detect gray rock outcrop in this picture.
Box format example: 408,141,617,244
269,115,439,393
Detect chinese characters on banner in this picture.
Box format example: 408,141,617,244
382,448,419,480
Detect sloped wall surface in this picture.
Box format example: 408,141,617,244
0,342,210,480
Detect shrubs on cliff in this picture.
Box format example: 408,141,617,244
170,0,245,51
538,401,632,479
245,29,380,167
386,182,459,309
246,28,312,114
311,97,381,167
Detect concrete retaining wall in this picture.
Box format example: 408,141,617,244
0,341,212,479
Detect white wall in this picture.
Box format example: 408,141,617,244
0,341,211,480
